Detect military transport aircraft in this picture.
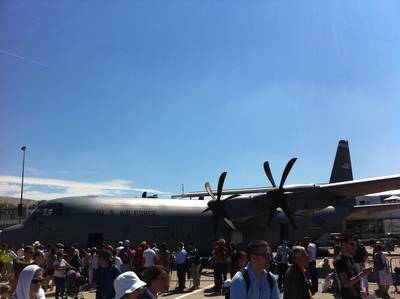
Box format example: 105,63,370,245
1,140,400,253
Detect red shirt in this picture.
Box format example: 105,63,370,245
132,246,144,268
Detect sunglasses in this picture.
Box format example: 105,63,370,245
31,279,44,284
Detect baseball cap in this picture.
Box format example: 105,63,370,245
114,272,146,299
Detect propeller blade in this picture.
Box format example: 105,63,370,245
279,158,297,189
204,182,216,201
216,172,227,201
224,218,236,231
281,199,297,229
263,161,277,188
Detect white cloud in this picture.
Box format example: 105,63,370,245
0,176,169,200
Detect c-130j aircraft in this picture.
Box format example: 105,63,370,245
1,140,400,253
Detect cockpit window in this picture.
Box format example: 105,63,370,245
35,203,64,216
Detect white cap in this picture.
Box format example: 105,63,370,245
114,271,146,299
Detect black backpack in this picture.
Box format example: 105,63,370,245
373,252,385,271
354,244,367,263
225,269,274,299
118,248,130,264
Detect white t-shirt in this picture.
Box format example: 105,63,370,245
114,256,123,271
307,243,317,262
143,248,156,268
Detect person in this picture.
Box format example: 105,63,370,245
143,245,156,269
32,242,41,253
114,271,146,299
16,245,24,261
12,264,45,299
321,258,332,293
212,239,230,293
133,242,146,278
1,245,15,283
113,249,123,272
174,242,187,292
275,240,290,292
13,245,35,293
32,251,45,268
230,240,280,299
70,248,82,271
139,266,170,298
283,246,312,299
119,240,133,273
89,247,97,284
334,235,372,299
230,251,247,276
151,244,160,260
21,246,34,264
53,252,72,299
93,250,121,299
116,242,124,256
155,243,170,273
186,243,201,290
303,237,318,294
353,238,369,296
374,244,392,299
43,248,56,291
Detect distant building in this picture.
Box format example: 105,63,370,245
344,193,400,239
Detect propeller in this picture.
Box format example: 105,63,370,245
263,158,297,228
202,172,239,236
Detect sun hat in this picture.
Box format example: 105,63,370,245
114,271,146,299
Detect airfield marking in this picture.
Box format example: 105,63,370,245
173,284,214,299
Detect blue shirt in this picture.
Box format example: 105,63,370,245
230,263,280,299
175,249,187,265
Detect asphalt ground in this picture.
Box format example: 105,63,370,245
45,269,400,299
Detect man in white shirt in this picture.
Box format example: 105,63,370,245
143,245,156,268
304,236,318,294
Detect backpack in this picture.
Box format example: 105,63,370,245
118,248,130,264
353,244,367,263
373,252,385,271
225,269,274,299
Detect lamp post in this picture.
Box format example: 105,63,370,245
18,146,26,223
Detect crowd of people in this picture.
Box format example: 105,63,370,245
0,235,398,299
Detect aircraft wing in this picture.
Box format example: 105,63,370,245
171,187,275,199
347,203,400,220
320,174,400,197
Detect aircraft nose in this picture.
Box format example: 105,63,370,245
0,223,24,245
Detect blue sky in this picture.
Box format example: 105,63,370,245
1,0,400,199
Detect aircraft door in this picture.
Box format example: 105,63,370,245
279,223,289,242
87,233,103,248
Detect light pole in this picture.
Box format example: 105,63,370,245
18,146,26,223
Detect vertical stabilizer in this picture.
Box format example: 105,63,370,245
329,140,353,183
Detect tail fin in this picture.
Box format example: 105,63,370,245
329,140,353,183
